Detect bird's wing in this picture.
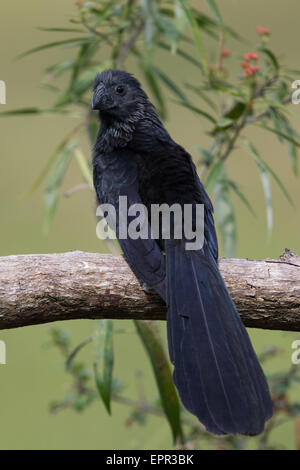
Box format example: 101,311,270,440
132,118,219,261
94,150,166,300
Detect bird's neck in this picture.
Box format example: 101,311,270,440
95,102,162,152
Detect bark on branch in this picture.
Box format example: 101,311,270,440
0,249,299,331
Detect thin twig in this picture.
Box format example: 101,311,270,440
115,19,145,68
64,183,92,198
81,15,114,46
246,96,291,124
219,75,283,162
112,393,205,433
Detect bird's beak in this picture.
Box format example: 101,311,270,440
92,86,113,111
92,89,101,110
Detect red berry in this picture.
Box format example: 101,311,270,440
257,26,271,35
221,49,231,57
244,52,259,61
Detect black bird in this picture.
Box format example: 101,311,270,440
92,69,273,435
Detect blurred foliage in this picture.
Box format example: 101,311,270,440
3,0,300,449
48,327,300,450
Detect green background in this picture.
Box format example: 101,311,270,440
0,0,299,449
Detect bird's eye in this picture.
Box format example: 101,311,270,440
115,85,125,94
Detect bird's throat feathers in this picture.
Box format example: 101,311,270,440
95,100,162,151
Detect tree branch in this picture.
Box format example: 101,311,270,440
115,18,145,68
0,249,299,331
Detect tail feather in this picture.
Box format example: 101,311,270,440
165,239,273,435
166,250,226,433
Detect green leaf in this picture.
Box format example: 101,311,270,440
205,0,223,26
245,140,293,204
45,61,75,78
245,140,294,232
0,107,71,117
54,64,107,108
254,159,273,232
30,126,82,193
197,147,214,165
269,107,284,143
259,99,290,114
152,67,187,102
93,320,114,415
69,43,94,89
254,123,300,149
0,108,43,116
156,14,181,53
134,320,183,443
43,138,77,232
66,336,93,371
185,83,217,111
17,37,96,59
191,8,244,42
178,0,208,77
87,111,99,146
174,0,187,33
157,42,203,72
214,167,237,257
74,148,93,187
225,180,255,216
224,101,246,120
205,160,224,194
139,63,167,120
211,117,234,134
173,99,216,124
259,47,279,71
215,117,234,128
282,119,298,175
37,27,85,33
142,0,158,51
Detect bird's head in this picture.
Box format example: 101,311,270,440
92,69,149,122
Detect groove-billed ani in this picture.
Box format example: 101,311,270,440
92,69,273,435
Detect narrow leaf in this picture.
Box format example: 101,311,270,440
178,0,208,77
17,38,96,59
139,63,167,120
74,148,93,187
185,83,217,111
215,117,234,128
254,123,300,149
30,125,82,193
0,107,42,116
269,107,284,143
205,0,223,26
281,118,298,175
43,138,77,232
134,320,183,443
224,101,246,120
152,67,187,102
214,169,237,257
66,336,93,371
37,27,85,33
205,160,224,194
93,320,114,415
225,180,255,216
157,42,203,72
259,47,279,71
245,139,294,207
173,99,216,124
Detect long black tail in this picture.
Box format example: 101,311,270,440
165,239,273,435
